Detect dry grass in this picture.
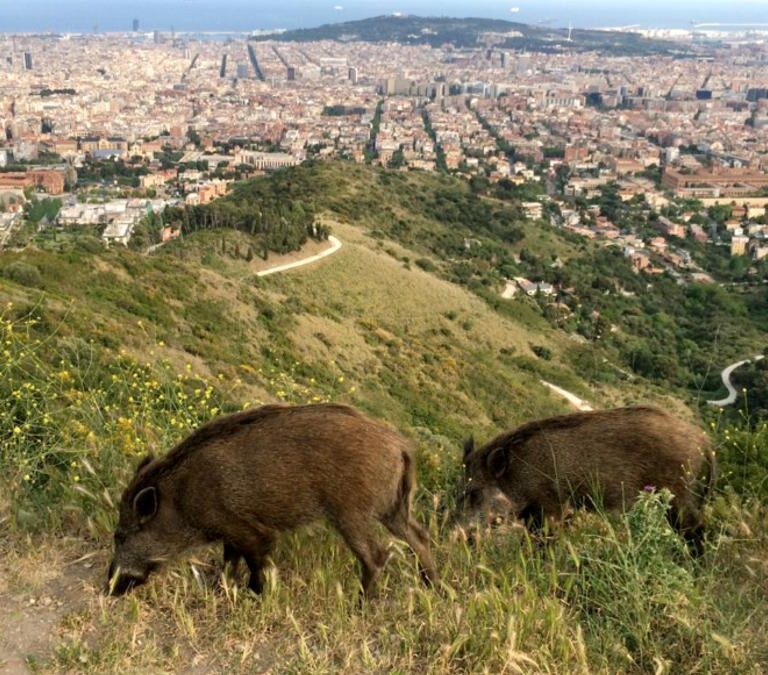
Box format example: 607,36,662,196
1,493,766,674
283,221,547,348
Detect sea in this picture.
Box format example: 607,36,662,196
0,0,766,34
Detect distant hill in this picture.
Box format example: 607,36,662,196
251,15,689,55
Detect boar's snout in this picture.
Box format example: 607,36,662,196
453,485,514,535
105,560,154,596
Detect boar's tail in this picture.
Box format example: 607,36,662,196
696,444,718,505
396,450,416,517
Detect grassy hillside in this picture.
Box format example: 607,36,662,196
0,217,595,517
1,162,767,672
171,162,768,400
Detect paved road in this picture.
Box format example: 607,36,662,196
708,355,765,407
540,380,594,411
256,235,342,277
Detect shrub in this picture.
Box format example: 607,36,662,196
415,257,437,272
710,412,768,498
75,235,104,254
2,261,43,288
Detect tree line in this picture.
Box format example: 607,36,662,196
164,178,329,259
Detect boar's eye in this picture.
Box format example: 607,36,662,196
133,486,158,524
460,487,483,510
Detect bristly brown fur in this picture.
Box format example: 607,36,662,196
459,405,713,553
471,406,665,461
134,403,363,486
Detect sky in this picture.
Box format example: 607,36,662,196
0,0,766,33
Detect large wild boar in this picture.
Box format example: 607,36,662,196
456,406,716,552
107,403,437,598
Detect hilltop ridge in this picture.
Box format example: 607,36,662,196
251,14,689,55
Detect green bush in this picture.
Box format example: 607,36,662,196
415,257,437,272
75,235,105,254
2,261,43,288
710,412,768,498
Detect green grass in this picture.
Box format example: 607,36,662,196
1,284,767,673
1,183,767,671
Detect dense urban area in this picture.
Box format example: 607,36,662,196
2,23,768,279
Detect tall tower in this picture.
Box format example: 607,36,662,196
132,18,139,32
23,52,32,70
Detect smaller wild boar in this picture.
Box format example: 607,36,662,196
107,403,437,598
456,406,716,552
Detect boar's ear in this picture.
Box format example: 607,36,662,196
135,454,154,474
133,486,158,524
463,437,475,463
486,447,508,478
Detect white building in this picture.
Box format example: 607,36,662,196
102,218,134,246
234,150,300,170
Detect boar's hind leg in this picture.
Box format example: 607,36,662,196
239,534,275,594
383,511,438,587
335,515,390,599
223,542,242,576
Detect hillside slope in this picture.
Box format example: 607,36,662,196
0,163,766,673
175,162,768,402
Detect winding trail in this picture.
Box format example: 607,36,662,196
256,235,342,277
542,352,768,411
540,380,594,412
251,233,595,413
707,355,765,407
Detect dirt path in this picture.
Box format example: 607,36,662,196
255,235,342,277
540,380,594,411
708,355,764,407
0,549,100,673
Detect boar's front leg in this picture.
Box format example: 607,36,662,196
382,510,438,587
222,542,243,583
239,534,275,595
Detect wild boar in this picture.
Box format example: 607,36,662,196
456,406,716,552
107,403,437,598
